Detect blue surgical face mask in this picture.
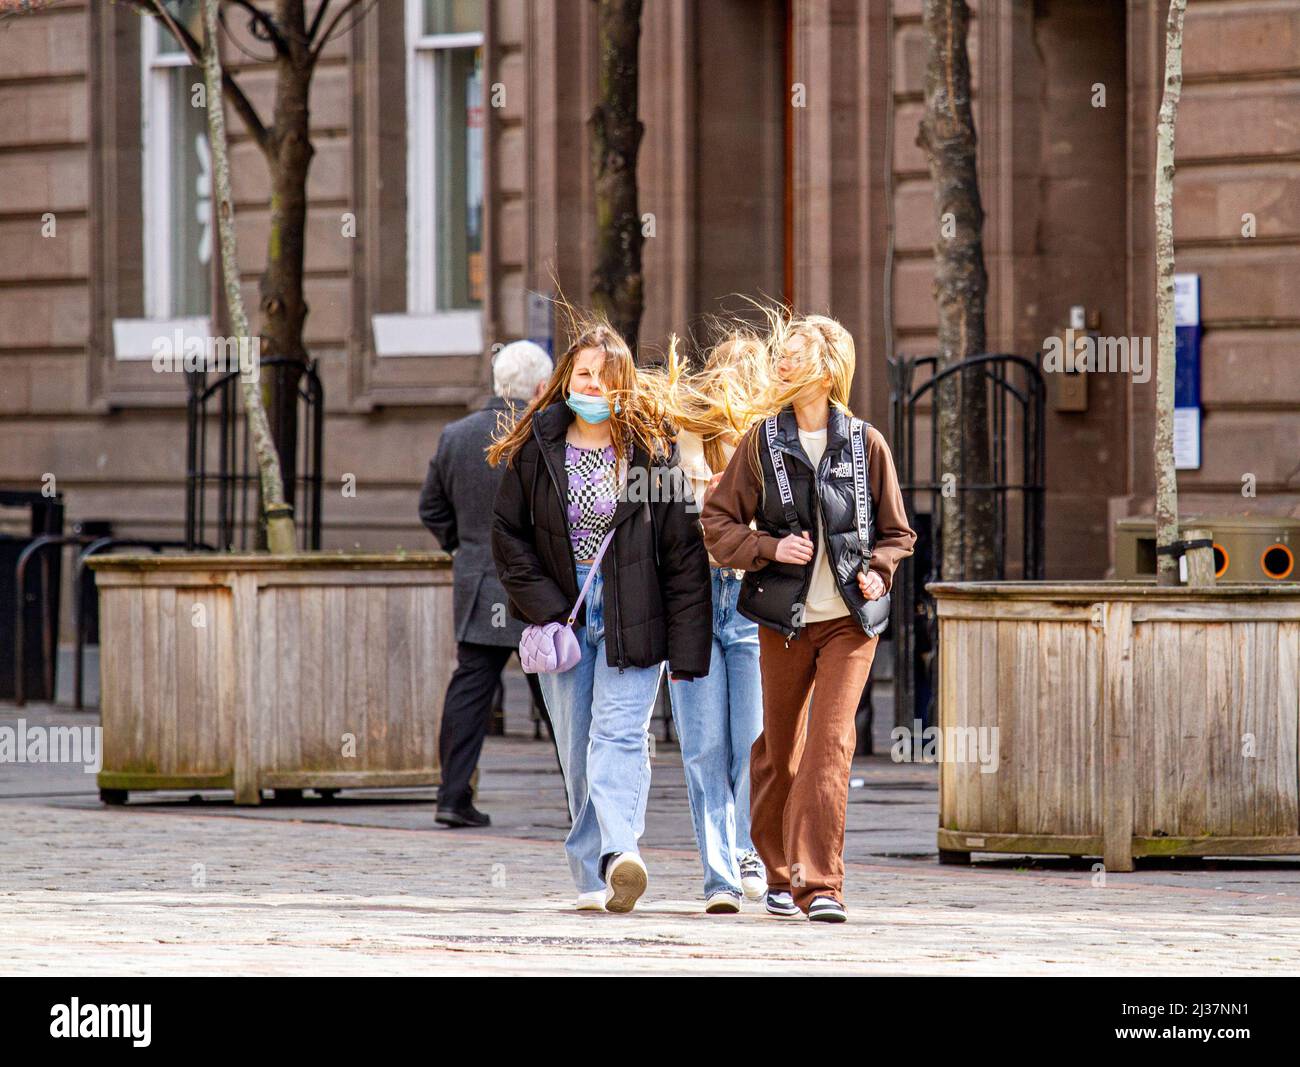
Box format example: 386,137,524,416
566,388,620,424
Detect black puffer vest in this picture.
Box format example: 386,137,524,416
738,405,890,640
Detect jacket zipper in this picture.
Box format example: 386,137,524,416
774,439,817,646
608,456,626,670
535,431,581,610
804,431,878,628
608,550,624,670
818,450,864,621
791,503,816,646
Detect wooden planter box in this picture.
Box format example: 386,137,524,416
87,553,456,804
929,581,1300,871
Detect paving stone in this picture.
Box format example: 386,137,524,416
4,702,1300,975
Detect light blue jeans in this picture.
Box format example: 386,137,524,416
538,561,665,894
668,568,763,898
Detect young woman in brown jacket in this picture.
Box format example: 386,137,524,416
701,314,916,923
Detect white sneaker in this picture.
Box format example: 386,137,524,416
575,890,606,912
738,849,767,901
604,852,648,913
705,890,741,914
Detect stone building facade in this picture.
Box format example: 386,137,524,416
0,0,1295,584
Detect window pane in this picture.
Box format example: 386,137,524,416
168,66,212,317
156,0,202,56
435,46,483,311
423,0,482,36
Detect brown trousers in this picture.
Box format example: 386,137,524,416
751,616,878,910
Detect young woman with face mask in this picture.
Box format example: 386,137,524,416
701,312,917,923
489,318,712,914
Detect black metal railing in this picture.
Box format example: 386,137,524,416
9,536,208,708
185,359,323,552
888,352,1047,732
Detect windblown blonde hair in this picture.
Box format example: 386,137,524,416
653,327,772,474
485,306,676,469
742,307,858,479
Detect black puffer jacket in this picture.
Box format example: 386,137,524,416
702,405,917,642
491,401,713,679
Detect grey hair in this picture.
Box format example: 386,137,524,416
492,340,553,401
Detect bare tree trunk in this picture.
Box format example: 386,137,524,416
201,0,296,554
590,0,645,349
1154,0,1188,586
917,0,997,581
258,0,316,520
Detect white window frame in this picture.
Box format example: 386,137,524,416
119,14,212,358
373,1,483,357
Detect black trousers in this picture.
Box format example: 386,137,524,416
438,641,549,811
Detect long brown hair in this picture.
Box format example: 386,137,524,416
485,310,676,469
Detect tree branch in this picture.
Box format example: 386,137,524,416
219,4,279,63
310,0,372,64
227,0,292,57
131,0,272,153
0,0,67,15
306,0,331,43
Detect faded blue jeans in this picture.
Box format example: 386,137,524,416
668,568,763,898
537,561,665,894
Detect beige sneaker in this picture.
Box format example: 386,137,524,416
738,849,767,901
575,890,606,912
604,852,648,913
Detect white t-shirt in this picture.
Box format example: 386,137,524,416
679,428,748,571
676,429,716,515
797,427,850,623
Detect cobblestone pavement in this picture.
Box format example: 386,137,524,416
4,700,1300,975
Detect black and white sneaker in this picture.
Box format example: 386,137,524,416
808,896,847,923
764,890,801,918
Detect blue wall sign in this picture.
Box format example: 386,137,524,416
1173,273,1201,470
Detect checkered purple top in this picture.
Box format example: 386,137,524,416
564,441,620,559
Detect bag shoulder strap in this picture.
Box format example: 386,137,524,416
850,418,874,560
565,527,615,626
765,415,802,535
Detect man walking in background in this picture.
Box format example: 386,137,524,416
420,340,553,828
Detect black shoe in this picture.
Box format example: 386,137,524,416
808,895,847,923
435,805,491,828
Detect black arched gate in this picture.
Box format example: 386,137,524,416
185,359,324,552
888,353,1046,733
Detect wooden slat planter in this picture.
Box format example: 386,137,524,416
929,582,1300,871
87,553,456,804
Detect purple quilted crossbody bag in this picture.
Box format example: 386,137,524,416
518,528,615,674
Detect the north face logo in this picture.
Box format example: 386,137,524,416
830,462,852,478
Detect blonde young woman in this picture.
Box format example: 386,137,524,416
701,313,916,923
489,318,712,914
659,332,772,912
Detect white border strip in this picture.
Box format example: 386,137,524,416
113,317,213,361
